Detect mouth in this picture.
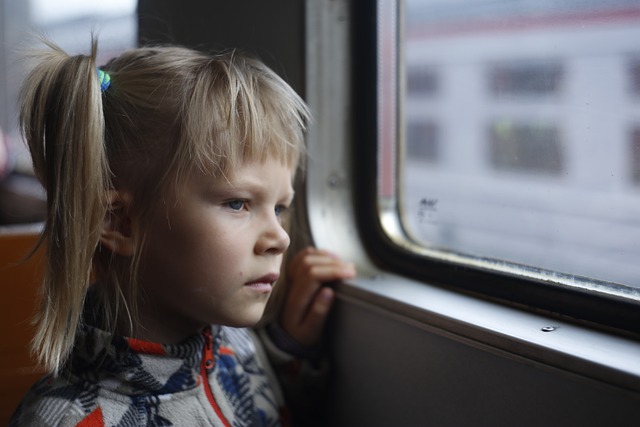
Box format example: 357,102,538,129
244,273,279,293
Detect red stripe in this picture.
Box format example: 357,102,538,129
407,6,640,40
125,338,166,355
76,407,104,427
219,346,234,356
201,364,231,427
201,328,232,427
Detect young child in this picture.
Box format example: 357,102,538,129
9,39,355,426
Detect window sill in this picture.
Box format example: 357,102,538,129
335,274,640,393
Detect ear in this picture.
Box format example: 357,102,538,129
100,189,135,257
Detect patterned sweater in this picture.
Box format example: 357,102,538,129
8,324,289,426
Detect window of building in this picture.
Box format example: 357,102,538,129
489,61,563,97
630,59,640,96
488,121,564,174
631,127,640,184
406,121,439,162
407,66,438,96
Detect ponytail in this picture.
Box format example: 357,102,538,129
20,39,110,374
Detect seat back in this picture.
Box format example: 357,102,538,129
0,224,46,425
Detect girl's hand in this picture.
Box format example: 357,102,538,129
281,247,356,347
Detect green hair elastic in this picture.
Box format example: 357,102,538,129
97,69,111,93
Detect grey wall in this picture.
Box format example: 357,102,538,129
0,0,30,134
137,0,306,95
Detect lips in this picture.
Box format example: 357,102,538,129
244,273,279,293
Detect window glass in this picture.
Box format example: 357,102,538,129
631,59,640,96
398,0,640,291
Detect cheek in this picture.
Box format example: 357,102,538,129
190,228,247,269
144,215,209,272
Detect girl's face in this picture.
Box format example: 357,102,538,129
137,157,295,343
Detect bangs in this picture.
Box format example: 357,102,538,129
178,53,309,181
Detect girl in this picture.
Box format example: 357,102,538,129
9,39,355,426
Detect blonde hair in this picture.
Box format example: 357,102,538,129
20,38,310,375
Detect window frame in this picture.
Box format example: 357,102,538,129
350,0,640,337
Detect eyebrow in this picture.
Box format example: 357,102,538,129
217,176,295,199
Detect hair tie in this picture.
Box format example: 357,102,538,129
97,69,111,93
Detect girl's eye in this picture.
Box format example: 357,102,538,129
275,204,288,217
226,200,247,211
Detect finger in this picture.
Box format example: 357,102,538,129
286,262,355,316
288,246,336,266
287,250,341,279
312,262,356,281
282,247,356,331
288,252,356,286
286,252,349,302
296,286,335,346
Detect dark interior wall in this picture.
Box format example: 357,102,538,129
327,298,640,427
137,0,306,94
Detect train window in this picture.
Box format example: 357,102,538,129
356,0,640,333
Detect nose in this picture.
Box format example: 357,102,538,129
255,214,290,255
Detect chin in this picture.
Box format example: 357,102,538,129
224,306,267,328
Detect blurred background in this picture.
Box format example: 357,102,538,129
0,0,136,224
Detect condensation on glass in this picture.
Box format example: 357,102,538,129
380,0,640,294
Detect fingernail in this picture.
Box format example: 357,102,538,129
320,287,334,301
344,263,356,276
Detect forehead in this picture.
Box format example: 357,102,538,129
191,157,296,192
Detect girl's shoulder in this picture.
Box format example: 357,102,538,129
9,374,97,427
